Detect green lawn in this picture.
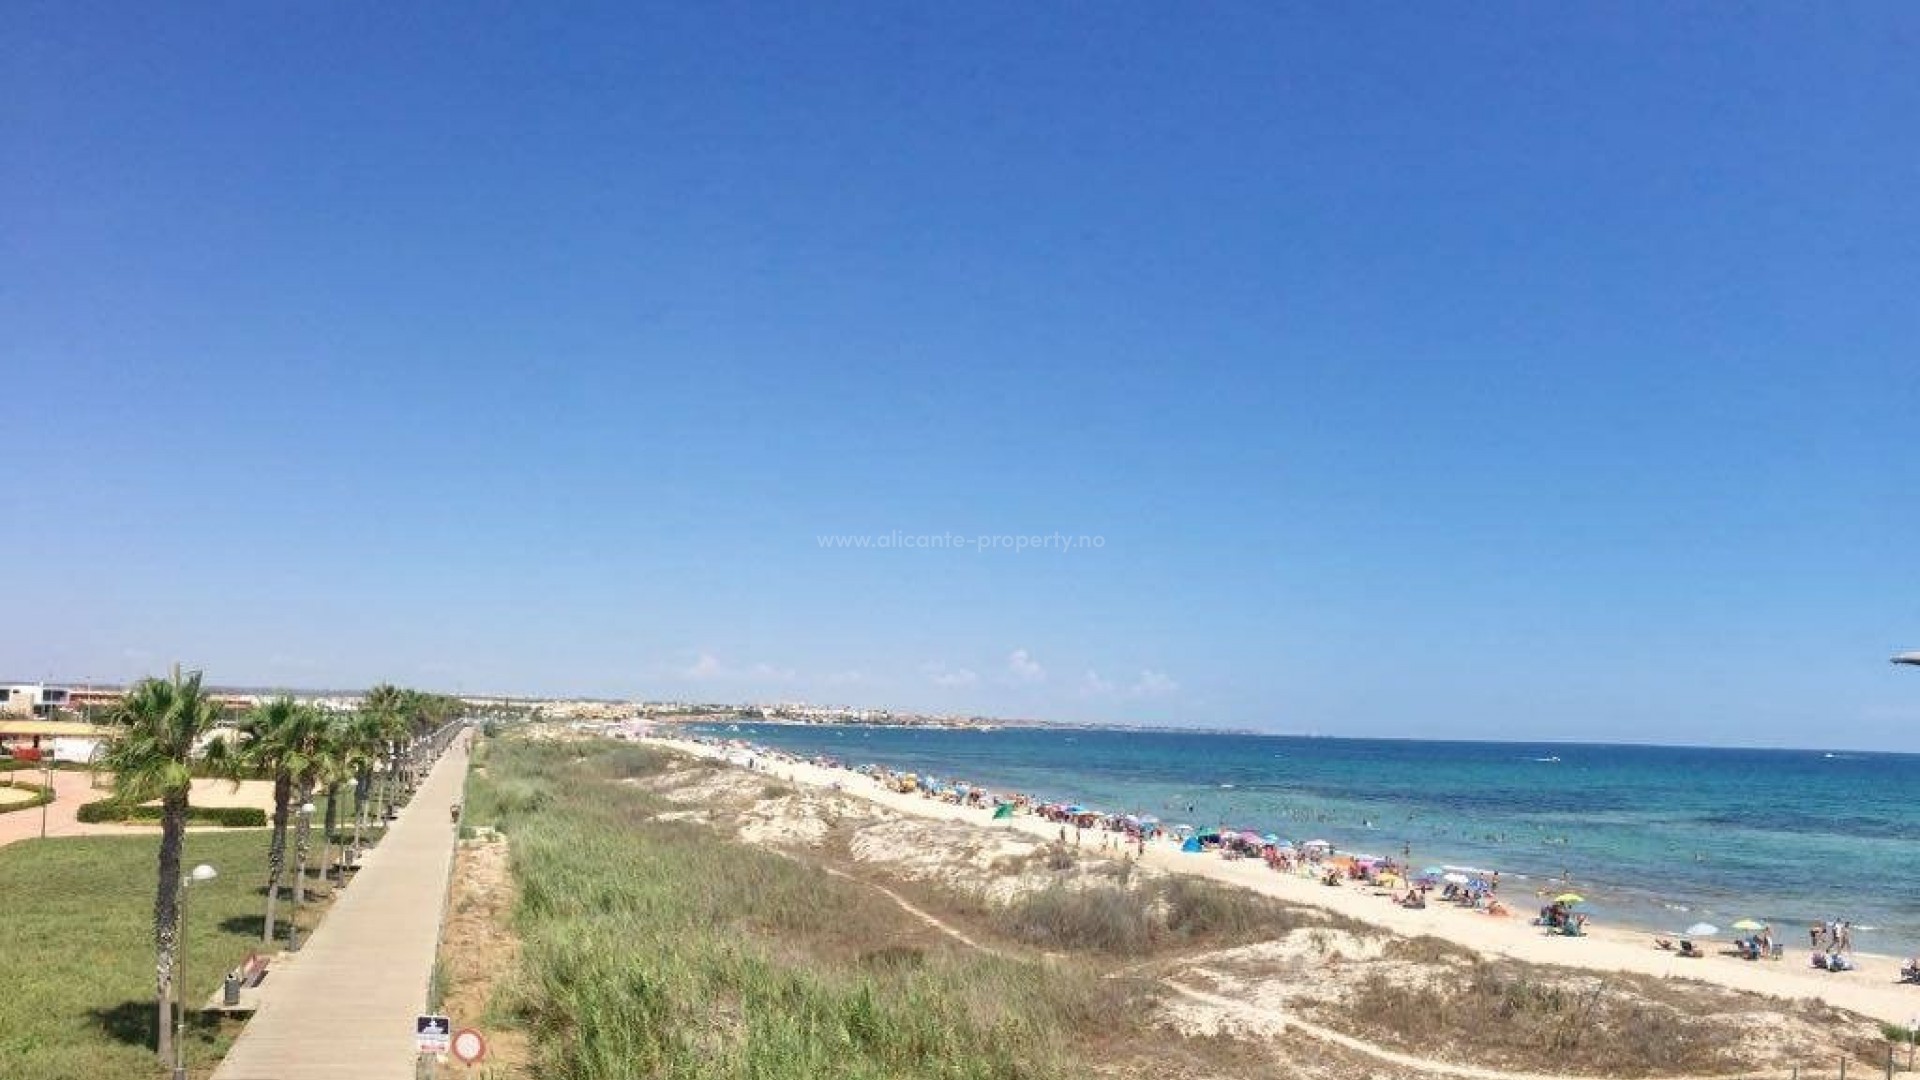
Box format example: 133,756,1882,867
0,830,275,1080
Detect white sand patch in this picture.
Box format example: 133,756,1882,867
738,794,838,846
844,816,1167,904
848,819,1054,901
1196,927,1390,973
644,766,769,808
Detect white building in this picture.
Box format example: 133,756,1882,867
0,684,71,719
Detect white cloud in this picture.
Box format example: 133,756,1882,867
1006,649,1047,684
1079,667,1180,699
922,662,979,688
1130,669,1179,697
680,653,796,684
823,670,868,687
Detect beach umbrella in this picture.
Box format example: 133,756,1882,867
1730,918,1767,931
1684,922,1718,937
1553,893,1585,905
1443,872,1470,885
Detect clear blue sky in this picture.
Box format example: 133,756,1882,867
5,4,1915,746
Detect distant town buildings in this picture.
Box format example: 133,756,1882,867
0,683,70,718
0,679,1025,765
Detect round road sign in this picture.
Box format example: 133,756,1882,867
451,1028,487,1065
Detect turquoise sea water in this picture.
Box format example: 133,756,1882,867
691,723,1920,954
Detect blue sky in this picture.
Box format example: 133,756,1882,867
4,4,1915,746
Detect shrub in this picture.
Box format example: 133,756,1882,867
996,884,1152,955
75,799,267,827
1154,875,1284,939
0,780,54,814
75,798,122,823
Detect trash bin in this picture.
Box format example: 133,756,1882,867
224,971,241,1006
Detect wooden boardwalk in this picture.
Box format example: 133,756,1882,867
212,738,469,1080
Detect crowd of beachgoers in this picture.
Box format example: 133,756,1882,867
662,732,1920,973
675,734,1626,929
613,727,1920,1037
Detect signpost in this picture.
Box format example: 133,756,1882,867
452,1028,488,1066
415,1014,451,1055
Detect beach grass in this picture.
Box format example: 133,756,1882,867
0,830,272,1080
465,739,1150,1080
1332,958,1883,1075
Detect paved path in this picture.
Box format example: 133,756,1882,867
0,771,283,849
213,738,470,1080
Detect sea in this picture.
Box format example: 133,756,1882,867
688,723,1920,954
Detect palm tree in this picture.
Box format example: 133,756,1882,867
339,710,387,864
362,683,409,816
236,697,324,945
310,717,356,892
101,669,223,1064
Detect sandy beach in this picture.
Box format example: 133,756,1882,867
658,732,1920,1029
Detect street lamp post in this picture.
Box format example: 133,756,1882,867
173,863,218,1080
39,758,51,839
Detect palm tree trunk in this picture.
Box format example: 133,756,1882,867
154,789,187,1064
321,782,340,888
292,781,314,917
351,767,369,861
263,773,291,944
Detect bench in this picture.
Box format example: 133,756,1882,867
204,952,272,1015
239,952,271,987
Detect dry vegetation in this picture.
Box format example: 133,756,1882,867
469,736,1895,1079
434,833,530,1078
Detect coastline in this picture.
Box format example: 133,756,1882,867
657,732,1920,1028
